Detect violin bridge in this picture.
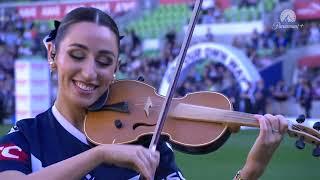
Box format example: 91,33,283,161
144,97,152,117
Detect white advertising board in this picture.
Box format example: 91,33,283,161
15,60,50,121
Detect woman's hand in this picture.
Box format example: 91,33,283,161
97,144,160,180
240,114,288,179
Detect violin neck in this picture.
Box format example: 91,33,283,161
170,103,259,128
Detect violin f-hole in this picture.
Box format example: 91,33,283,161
132,123,156,130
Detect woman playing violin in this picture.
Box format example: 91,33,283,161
0,7,287,180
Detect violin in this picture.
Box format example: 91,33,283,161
84,80,320,156
84,0,320,157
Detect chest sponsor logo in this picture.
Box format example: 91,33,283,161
129,171,185,180
85,173,95,180
162,172,186,180
0,144,28,162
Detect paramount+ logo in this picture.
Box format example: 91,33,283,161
272,9,304,30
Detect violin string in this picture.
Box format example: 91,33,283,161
134,103,162,107
135,97,163,101
209,108,255,119
176,112,257,125
201,111,256,121
220,111,255,119
131,95,258,122
133,96,255,119
179,111,256,121
131,107,256,125
133,101,256,120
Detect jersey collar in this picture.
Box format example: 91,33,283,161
51,105,89,145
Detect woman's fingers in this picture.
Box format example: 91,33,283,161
133,154,151,180
101,144,160,180
137,148,152,170
276,115,288,134
256,114,285,135
152,151,160,169
264,114,279,134
254,114,268,138
135,147,160,180
243,114,288,178
254,114,285,147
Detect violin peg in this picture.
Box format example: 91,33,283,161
296,114,306,124
137,76,145,82
295,137,305,149
313,122,320,131
312,145,320,157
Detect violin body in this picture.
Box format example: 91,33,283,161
84,80,233,154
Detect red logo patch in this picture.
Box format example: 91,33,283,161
0,144,28,162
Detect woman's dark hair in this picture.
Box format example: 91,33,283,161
53,7,121,54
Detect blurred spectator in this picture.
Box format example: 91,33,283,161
313,80,320,100
205,27,214,42
253,80,268,114
232,35,244,49
238,81,255,113
300,80,313,118
202,0,215,10
270,80,289,115
294,78,313,118
223,78,241,111
239,0,258,7
0,81,6,124
309,23,320,44
201,7,222,24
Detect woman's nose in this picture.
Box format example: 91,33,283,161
82,59,97,81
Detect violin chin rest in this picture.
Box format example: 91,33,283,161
88,89,109,111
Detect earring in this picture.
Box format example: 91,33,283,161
112,74,116,83
50,50,56,60
49,61,56,72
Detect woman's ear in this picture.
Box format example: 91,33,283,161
47,42,54,61
47,42,57,71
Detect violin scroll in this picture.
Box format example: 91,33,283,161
288,116,320,157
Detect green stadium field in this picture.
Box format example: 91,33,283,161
0,126,318,179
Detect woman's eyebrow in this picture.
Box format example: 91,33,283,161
99,50,115,58
69,43,115,58
69,43,88,50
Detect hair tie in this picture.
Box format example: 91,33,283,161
46,20,61,42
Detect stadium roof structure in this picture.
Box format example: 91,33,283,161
294,0,320,20
298,55,320,68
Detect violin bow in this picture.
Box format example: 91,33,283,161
148,0,203,152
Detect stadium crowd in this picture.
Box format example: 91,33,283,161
0,2,320,124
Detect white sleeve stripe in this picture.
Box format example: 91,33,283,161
166,142,173,151
31,153,43,172
8,128,19,134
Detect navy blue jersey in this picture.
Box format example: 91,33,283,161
0,107,185,180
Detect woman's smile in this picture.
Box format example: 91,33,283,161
72,80,98,94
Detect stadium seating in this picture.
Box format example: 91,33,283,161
127,4,191,39
127,0,276,39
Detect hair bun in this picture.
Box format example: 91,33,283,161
45,20,61,42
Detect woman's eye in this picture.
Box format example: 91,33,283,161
69,50,85,60
97,56,113,66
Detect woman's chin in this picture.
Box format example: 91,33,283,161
74,97,97,109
